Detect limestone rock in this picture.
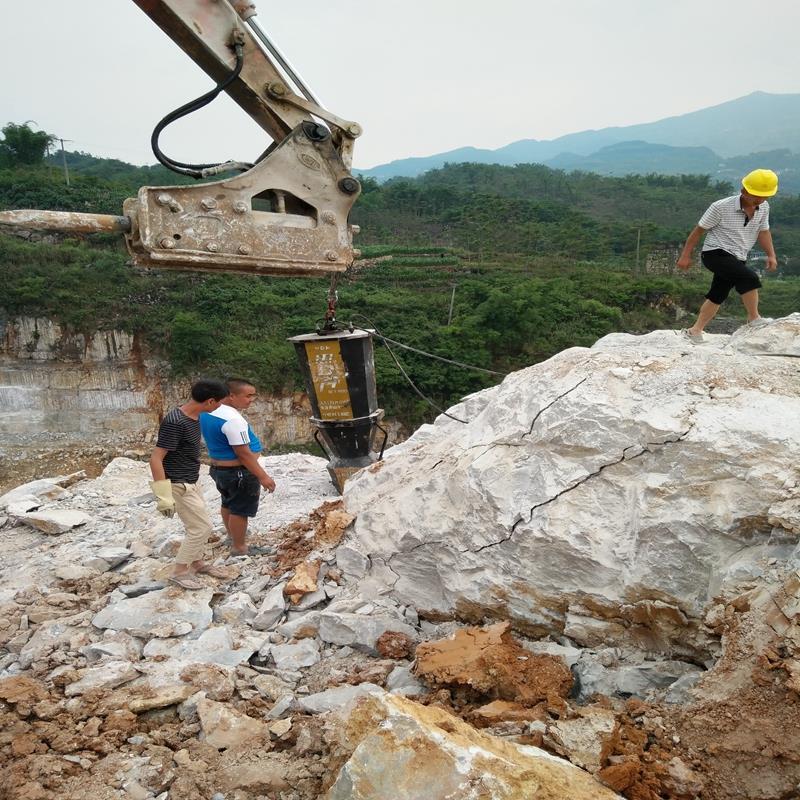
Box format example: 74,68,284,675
268,638,321,671
92,587,213,639
23,509,91,535
299,682,384,714
252,582,287,631
318,611,417,655
197,697,269,749
84,546,132,572
64,660,140,696
544,705,619,772
0,479,71,510
212,591,258,625
326,692,622,799
142,626,259,667
342,320,800,658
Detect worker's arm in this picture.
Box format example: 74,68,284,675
676,226,706,270
149,447,169,481
757,230,778,271
232,445,276,493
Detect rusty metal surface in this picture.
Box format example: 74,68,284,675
0,210,131,234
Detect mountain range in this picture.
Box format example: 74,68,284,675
356,92,800,190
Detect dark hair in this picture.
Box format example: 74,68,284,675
190,379,228,402
226,377,256,395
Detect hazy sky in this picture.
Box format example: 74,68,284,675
1,0,798,170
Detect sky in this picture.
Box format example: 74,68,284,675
1,0,799,170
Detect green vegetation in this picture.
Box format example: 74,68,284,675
1,138,799,428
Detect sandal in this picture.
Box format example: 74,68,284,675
196,564,232,579
168,572,206,590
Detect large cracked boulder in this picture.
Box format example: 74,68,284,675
342,317,800,658
326,691,622,799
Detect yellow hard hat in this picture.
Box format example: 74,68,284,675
741,169,778,197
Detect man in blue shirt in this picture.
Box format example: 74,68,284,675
200,377,275,556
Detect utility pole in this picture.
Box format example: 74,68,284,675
635,227,641,274
447,283,456,326
58,138,70,187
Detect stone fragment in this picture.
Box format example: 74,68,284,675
284,560,320,604
0,675,49,705
212,592,258,625
54,565,99,581
128,684,195,713
92,587,213,639
88,547,132,570
82,634,143,664
268,639,321,671
544,705,619,772
197,697,269,749
318,611,417,655
23,509,91,535
142,626,258,667
470,700,547,727
298,683,384,714
376,630,415,659
8,498,42,515
267,695,300,719
0,479,71,510
326,692,622,799
386,665,426,696
277,611,321,639
218,756,289,793
64,661,139,696
252,583,287,631
335,545,370,579
253,673,295,701
414,621,573,704
119,580,167,598
269,717,292,737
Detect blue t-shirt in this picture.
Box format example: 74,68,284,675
200,404,262,460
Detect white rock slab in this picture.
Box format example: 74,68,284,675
23,509,91,535
0,479,71,510
142,626,258,667
318,612,417,655
92,588,213,639
298,683,384,714
268,639,320,671
197,697,269,749
252,583,287,631
64,660,140,696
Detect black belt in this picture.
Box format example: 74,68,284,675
210,464,244,471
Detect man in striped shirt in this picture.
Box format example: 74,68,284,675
149,379,229,589
676,169,779,342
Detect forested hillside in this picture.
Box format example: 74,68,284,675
2,134,799,425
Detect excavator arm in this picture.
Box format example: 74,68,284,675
0,0,362,277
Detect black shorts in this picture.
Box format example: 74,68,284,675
701,249,761,304
209,466,261,518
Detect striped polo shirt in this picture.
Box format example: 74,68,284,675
699,194,770,261
156,408,202,483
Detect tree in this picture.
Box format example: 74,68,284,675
0,122,56,167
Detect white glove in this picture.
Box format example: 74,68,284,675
149,479,176,518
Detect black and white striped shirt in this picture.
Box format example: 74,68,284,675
699,194,769,261
156,408,202,483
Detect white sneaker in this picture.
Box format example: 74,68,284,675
746,317,773,328
681,328,704,343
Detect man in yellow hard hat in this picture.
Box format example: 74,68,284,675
676,168,778,342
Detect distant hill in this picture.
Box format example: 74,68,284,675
358,91,800,182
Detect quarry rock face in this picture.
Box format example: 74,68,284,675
342,316,800,657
